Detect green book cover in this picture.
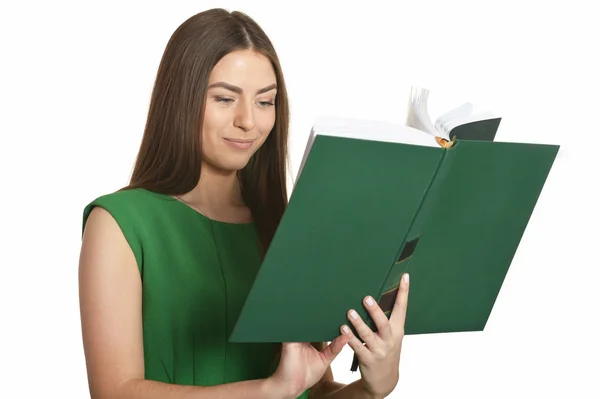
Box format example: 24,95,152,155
229,92,559,348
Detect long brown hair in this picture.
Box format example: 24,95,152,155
123,8,325,361
122,8,289,255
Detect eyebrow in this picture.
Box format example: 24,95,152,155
207,82,277,95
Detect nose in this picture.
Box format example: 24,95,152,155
233,100,255,132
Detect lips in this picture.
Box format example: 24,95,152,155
224,138,254,144
223,138,255,150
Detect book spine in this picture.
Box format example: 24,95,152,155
375,145,457,326
350,146,457,372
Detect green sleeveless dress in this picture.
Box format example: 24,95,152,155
82,188,310,398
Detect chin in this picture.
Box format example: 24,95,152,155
226,160,252,172
210,156,254,173
203,143,262,173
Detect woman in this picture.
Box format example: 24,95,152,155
79,8,409,399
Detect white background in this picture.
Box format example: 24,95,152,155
1,1,598,398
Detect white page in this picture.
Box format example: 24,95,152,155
294,115,440,186
406,87,443,137
312,115,439,146
434,102,474,133
441,113,497,135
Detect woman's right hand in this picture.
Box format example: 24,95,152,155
266,336,349,399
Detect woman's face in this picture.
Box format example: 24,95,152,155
201,49,277,173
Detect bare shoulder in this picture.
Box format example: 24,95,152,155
79,205,144,397
82,205,120,240
80,206,137,269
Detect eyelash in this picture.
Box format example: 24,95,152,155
215,97,274,107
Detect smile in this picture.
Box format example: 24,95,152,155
223,138,255,150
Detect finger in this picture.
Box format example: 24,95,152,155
320,335,349,365
389,273,410,332
340,324,371,360
347,308,380,349
363,295,393,340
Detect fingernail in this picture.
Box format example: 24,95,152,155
349,309,358,319
404,273,409,283
365,296,375,307
342,325,350,334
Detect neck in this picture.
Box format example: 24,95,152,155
183,162,244,207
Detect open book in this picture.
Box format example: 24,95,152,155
295,86,502,185
405,86,498,141
231,86,559,372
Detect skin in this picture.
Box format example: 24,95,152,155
79,49,409,399
177,49,277,223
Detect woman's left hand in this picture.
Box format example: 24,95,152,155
340,273,410,398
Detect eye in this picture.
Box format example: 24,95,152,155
215,96,234,104
258,101,274,108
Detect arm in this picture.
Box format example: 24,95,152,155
313,376,385,399
309,365,344,398
309,357,383,399
79,207,289,399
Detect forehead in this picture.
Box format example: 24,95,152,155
209,50,276,88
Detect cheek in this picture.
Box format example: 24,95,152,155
201,105,228,143
256,110,276,141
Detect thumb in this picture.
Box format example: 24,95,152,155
319,335,350,365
